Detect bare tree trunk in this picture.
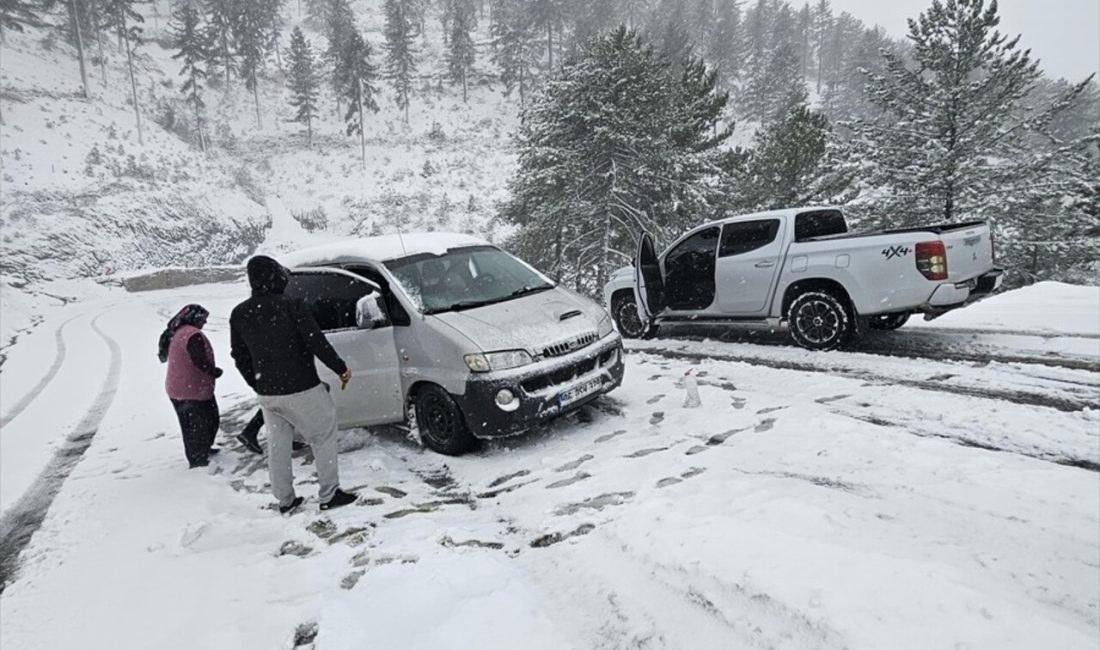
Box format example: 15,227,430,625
253,81,262,127
403,91,409,123
461,67,467,103
546,21,552,69
357,80,366,169
70,0,90,99
95,19,108,87
121,12,143,144
223,34,231,98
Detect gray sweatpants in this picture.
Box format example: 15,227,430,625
257,383,340,508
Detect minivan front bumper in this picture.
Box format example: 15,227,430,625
457,333,625,438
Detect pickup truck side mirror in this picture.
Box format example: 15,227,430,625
355,293,390,330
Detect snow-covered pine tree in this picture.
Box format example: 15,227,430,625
658,2,692,70
337,30,380,166
709,0,741,84
737,0,770,117
233,0,272,127
286,26,320,146
204,0,236,96
742,3,804,122
491,0,538,104
447,0,477,102
525,0,563,70
810,0,831,94
317,0,355,116
383,0,417,122
688,0,715,54
854,0,1094,231
102,0,144,142
169,0,210,150
722,95,856,211
503,27,731,292
796,3,811,79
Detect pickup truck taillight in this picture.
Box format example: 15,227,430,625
915,241,948,281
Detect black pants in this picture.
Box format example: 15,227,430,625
171,398,220,466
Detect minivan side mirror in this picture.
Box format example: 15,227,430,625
355,293,390,330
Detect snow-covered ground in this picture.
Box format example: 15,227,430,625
0,279,1096,649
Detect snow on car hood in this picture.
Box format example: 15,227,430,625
431,287,607,355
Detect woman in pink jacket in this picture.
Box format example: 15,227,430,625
158,304,223,468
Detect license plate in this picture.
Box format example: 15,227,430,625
559,377,602,408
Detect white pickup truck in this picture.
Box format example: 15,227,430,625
603,206,1003,350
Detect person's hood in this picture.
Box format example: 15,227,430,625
247,255,289,296
431,287,609,357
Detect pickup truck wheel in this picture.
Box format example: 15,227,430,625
612,294,648,339
786,291,851,351
414,385,476,456
869,313,910,330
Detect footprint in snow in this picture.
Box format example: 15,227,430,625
530,523,596,548
814,394,850,404
730,397,747,409
554,492,634,516
293,622,319,648
657,466,707,487
341,571,365,591
681,467,706,479
656,477,682,488
624,447,668,458
755,418,777,433
646,394,665,405
488,469,530,488
707,426,751,446
756,406,788,415
649,412,665,425
685,445,708,455
594,430,627,444
375,486,407,498
555,454,594,472
546,472,591,489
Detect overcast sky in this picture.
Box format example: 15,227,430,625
826,0,1099,81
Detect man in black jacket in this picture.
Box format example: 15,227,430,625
230,255,357,514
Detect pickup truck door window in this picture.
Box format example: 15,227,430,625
663,226,720,311
634,232,666,320
286,269,403,427
715,219,783,314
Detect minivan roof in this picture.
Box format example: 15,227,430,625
280,232,490,267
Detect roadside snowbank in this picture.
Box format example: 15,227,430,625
914,281,1100,336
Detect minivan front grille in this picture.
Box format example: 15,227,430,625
522,347,618,394
541,331,597,359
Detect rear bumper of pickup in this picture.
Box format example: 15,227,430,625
921,268,1004,318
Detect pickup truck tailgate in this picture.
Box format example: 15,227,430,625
939,223,994,281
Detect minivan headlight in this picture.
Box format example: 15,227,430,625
464,350,533,372
597,314,614,339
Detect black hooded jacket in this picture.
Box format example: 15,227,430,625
230,256,348,396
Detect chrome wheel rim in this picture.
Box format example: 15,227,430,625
795,300,841,345
616,300,646,338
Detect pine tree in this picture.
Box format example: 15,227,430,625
233,0,272,127
447,0,477,102
383,0,417,122
854,0,1093,228
526,0,563,70
338,31,380,166
286,26,320,146
722,97,855,211
503,27,731,291
710,0,741,83
66,0,91,98
170,0,210,150
491,0,538,104
205,0,236,95
810,0,830,93
102,0,144,143
317,0,355,116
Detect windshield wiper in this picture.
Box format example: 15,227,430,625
509,284,553,298
427,285,554,315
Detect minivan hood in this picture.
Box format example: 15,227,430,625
431,288,607,356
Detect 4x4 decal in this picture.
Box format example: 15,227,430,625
881,245,912,260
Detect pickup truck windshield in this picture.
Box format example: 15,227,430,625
385,245,554,314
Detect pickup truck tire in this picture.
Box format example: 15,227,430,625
612,293,648,339
786,291,852,351
869,313,910,330
414,384,476,456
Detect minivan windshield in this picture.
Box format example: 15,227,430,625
385,245,554,314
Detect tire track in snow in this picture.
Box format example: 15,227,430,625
0,314,82,429
0,314,122,592
635,346,1098,413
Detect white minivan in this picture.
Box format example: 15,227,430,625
279,233,625,455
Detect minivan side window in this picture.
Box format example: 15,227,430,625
719,219,781,257
664,226,719,310
345,265,411,326
286,273,379,332
795,210,847,242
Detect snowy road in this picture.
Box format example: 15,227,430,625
0,281,1097,649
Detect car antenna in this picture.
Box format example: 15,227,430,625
397,231,408,256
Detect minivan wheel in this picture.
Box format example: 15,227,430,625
612,294,647,339
786,291,852,351
414,385,476,456
870,312,910,331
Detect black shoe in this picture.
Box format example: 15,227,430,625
236,433,263,455
279,496,305,515
292,441,308,452
319,489,357,511
207,447,221,455
189,458,210,469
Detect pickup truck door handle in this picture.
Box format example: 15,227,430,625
754,261,776,268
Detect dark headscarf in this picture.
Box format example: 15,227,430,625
157,304,210,363
246,255,289,297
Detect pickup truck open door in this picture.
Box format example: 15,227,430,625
634,232,666,324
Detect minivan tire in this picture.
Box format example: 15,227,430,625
786,291,852,351
414,385,476,456
612,293,647,339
